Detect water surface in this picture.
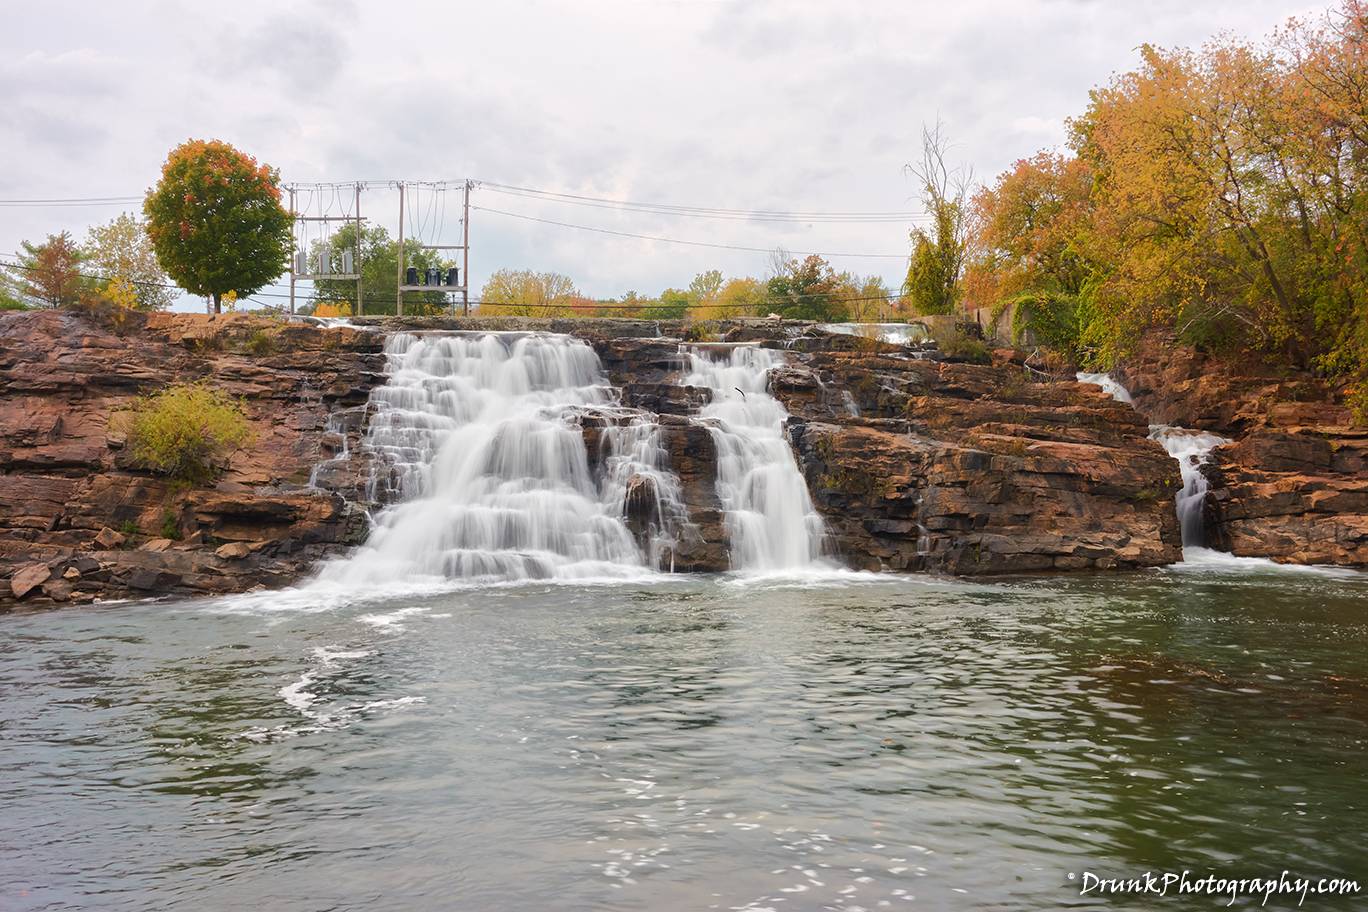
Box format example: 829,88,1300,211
3,565,1365,910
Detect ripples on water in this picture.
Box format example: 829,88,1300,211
2,567,1366,911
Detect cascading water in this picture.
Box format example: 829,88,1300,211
1147,426,1231,547
319,332,683,585
1076,372,1230,549
684,345,830,572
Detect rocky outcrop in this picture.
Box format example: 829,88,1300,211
1119,330,1367,568
771,346,1183,573
0,309,384,607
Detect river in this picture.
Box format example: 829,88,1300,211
3,562,1365,910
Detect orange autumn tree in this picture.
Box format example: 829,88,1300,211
966,0,1368,387
144,139,291,314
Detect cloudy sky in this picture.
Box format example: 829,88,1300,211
1,0,1324,310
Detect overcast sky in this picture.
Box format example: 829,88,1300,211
0,0,1324,311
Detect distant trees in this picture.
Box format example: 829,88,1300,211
480,269,580,316
144,139,291,314
15,232,86,308
83,213,174,311
766,254,852,321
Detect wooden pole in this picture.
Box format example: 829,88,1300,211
288,186,297,315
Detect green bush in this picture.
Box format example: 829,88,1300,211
937,331,991,364
125,384,253,484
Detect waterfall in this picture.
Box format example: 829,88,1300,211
1147,426,1231,547
684,345,830,572
320,332,682,585
1075,372,1230,549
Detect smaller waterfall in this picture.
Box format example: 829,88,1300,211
1148,426,1231,547
1076,372,1231,549
684,345,830,572
1076,371,1134,404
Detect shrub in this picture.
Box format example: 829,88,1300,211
937,331,991,364
126,384,253,484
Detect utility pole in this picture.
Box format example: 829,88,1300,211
395,181,404,317
462,180,472,317
354,183,363,317
288,186,297,315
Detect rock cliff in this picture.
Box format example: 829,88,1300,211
0,310,382,606
1118,331,1368,568
2,311,1197,607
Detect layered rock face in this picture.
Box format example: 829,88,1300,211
2,311,1195,607
1119,331,1368,568
767,340,1183,573
0,310,383,606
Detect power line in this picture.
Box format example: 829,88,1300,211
473,206,911,259
480,181,924,220
0,196,143,207
482,185,927,224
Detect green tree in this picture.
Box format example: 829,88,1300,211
0,267,32,310
766,254,850,321
15,232,88,307
83,213,175,310
143,139,291,314
646,287,691,320
903,123,972,316
309,223,451,315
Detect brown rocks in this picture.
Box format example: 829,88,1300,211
10,563,52,599
93,527,127,550
0,310,382,608
777,342,1183,573
1119,330,1367,567
215,542,252,560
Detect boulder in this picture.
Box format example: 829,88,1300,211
10,563,52,599
140,538,174,552
93,527,127,549
215,542,252,560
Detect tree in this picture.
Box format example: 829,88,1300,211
711,277,767,318
143,139,291,314
646,287,691,320
0,267,31,310
84,213,175,310
903,123,973,316
766,254,851,321
479,269,579,316
309,223,451,315
16,232,87,307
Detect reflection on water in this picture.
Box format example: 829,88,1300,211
2,567,1366,911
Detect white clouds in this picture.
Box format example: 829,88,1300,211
0,0,1321,305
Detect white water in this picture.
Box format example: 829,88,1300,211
318,332,681,585
1147,425,1231,547
1075,371,1134,404
685,345,830,572
819,322,929,345
1075,371,1230,549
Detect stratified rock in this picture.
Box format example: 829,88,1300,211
10,563,52,599
1120,330,1367,567
140,538,174,552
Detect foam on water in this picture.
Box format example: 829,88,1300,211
818,322,930,345
315,332,683,587
684,344,833,573
1075,371,1134,404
